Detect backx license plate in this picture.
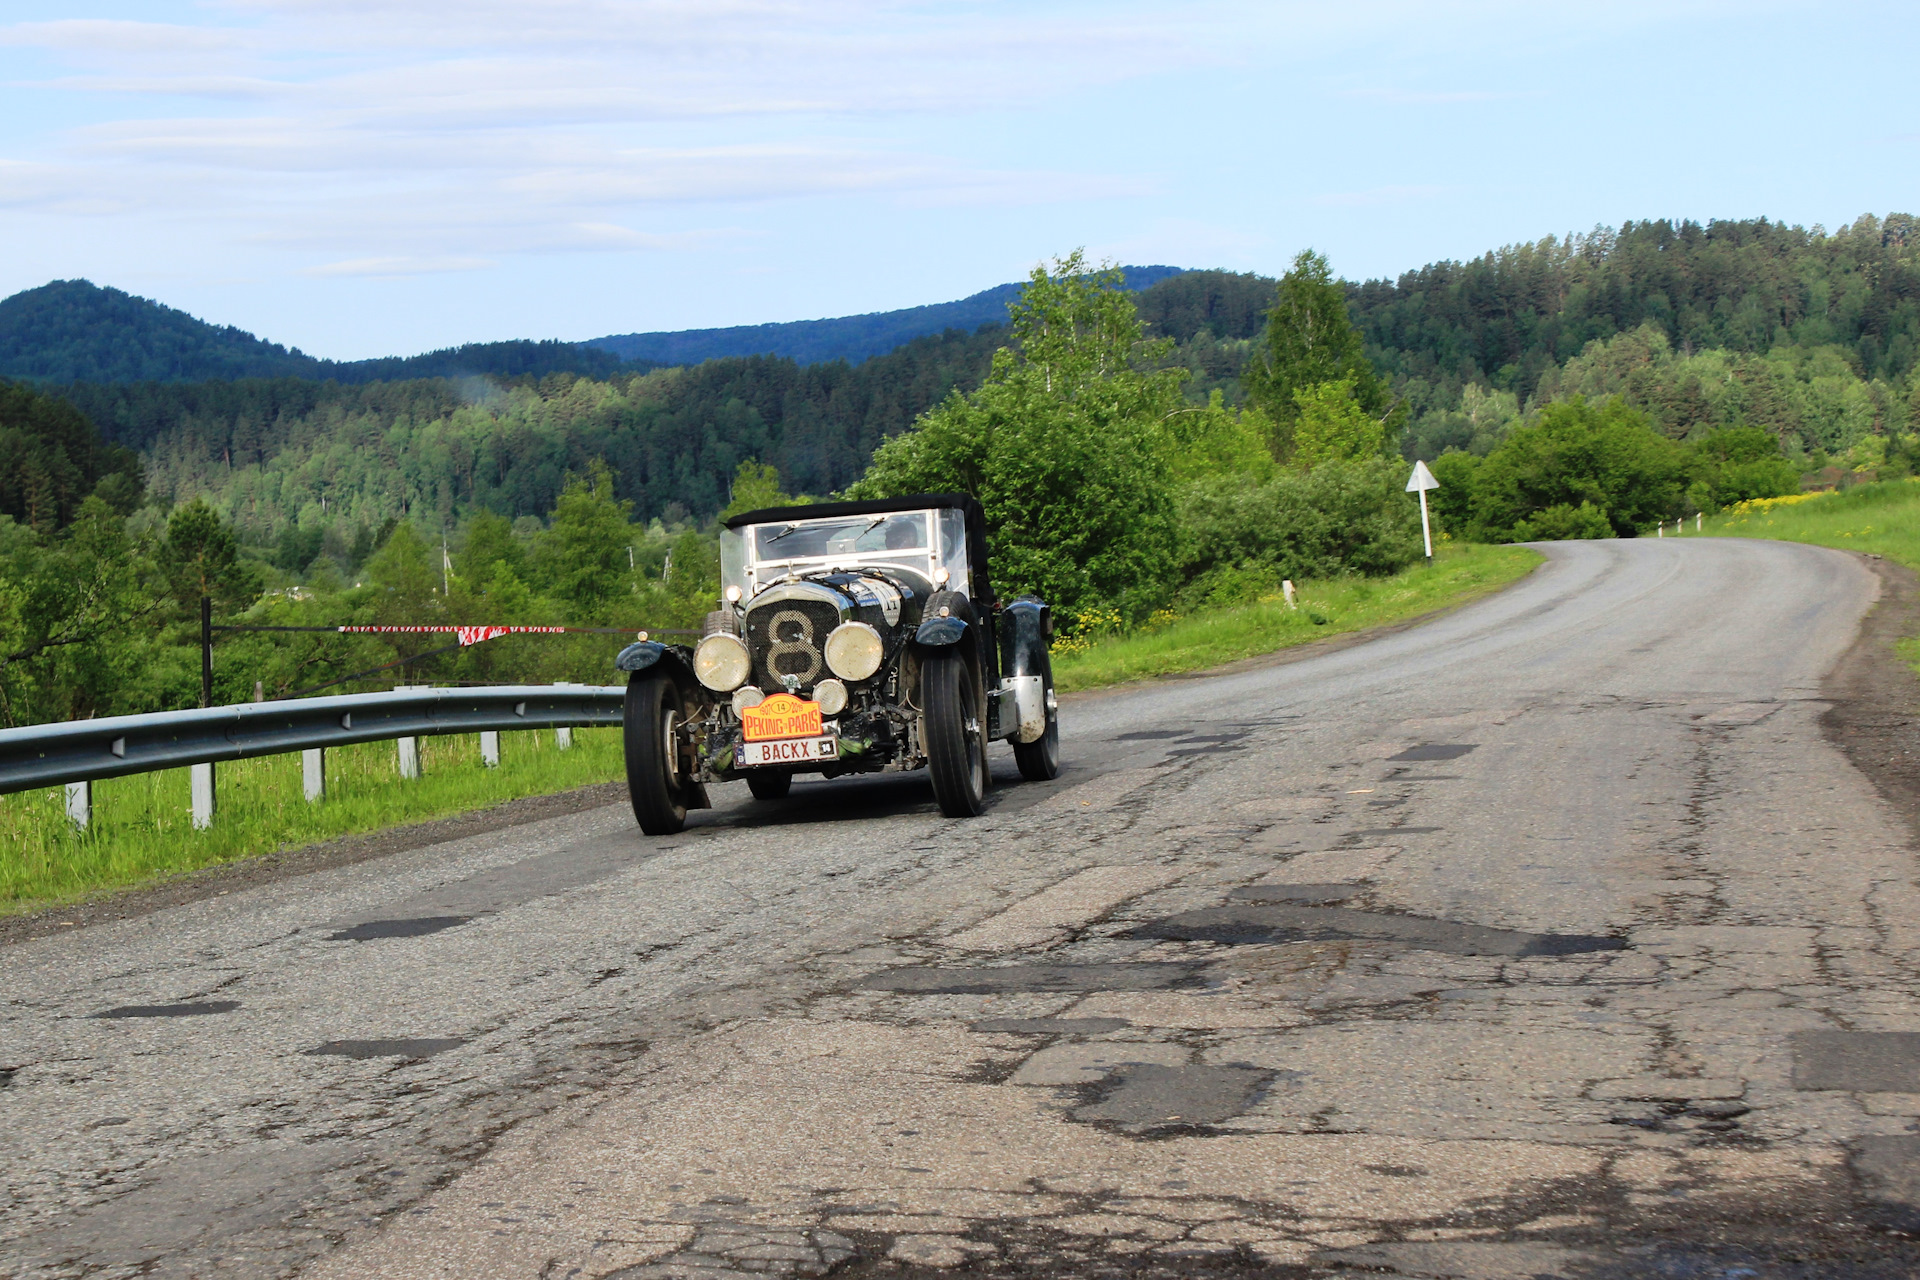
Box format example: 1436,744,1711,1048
738,734,838,767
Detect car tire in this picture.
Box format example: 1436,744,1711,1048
746,769,792,800
1012,651,1061,782
624,671,687,835
922,649,987,817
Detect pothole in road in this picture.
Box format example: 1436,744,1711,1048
1071,1063,1273,1134
93,1001,241,1019
326,916,472,941
971,1017,1131,1035
1388,743,1478,761
1792,1030,1920,1091
861,963,1209,995
302,1038,466,1060
1129,904,1625,957
1229,883,1362,904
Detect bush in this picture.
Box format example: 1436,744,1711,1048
1512,501,1612,541
1174,457,1424,607
1469,397,1691,540
1691,427,1801,508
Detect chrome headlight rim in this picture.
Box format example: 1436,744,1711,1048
730,685,765,716
693,632,751,691
814,677,848,716
823,621,884,682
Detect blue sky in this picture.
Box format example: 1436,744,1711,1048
1,1,1914,360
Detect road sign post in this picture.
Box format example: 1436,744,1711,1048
1406,460,1440,563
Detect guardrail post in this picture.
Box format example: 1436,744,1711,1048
553,681,576,750
480,731,500,767
303,748,325,802
65,780,90,831
190,763,215,830
396,684,425,779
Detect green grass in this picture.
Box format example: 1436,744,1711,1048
1703,478,1920,568
1051,543,1542,693
0,727,623,915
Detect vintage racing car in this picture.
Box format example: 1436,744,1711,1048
613,493,1061,834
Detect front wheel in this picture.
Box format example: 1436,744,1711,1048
624,672,687,835
746,769,792,800
923,649,988,817
1012,651,1061,782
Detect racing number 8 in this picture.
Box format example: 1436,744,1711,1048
767,610,823,683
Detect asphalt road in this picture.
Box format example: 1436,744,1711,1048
8,536,1920,1280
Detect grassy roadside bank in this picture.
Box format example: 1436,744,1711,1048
1704,479,1920,568
1051,543,1542,692
0,728,622,915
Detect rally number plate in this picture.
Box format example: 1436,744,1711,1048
738,734,838,767
741,692,822,741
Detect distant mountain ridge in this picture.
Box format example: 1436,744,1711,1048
0,267,1189,387
584,265,1187,366
0,281,636,386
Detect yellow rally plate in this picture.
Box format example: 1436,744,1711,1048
742,692,823,742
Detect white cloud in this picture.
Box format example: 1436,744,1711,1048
0,0,1203,265
0,0,1811,296
301,255,492,277
0,19,254,54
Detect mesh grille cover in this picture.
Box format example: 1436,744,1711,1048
747,598,841,689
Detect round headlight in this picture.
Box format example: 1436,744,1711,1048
814,677,848,716
824,621,884,681
694,632,750,691
730,685,765,716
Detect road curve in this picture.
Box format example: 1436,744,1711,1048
7,536,1920,1278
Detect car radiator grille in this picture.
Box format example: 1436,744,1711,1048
746,599,841,690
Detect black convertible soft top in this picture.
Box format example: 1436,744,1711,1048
723,492,995,609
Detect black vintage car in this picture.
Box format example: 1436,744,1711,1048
613,493,1061,834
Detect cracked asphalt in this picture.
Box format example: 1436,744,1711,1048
9,536,1920,1278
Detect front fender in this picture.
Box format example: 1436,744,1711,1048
614,642,702,698
914,615,969,646
615,640,667,671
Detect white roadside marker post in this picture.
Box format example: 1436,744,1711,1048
302,748,325,802
395,684,427,780
190,762,215,829
552,681,576,750
1405,460,1440,564
66,780,90,831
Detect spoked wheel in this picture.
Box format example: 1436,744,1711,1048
1013,649,1061,782
922,649,988,817
624,671,688,835
746,769,793,800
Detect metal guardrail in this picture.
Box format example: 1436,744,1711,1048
0,684,628,830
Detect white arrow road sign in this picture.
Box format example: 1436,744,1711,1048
1407,461,1440,559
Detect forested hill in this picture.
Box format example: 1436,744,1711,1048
1360,214,1920,407
586,265,1186,366
0,268,1184,387
0,281,640,386
21,212,1920,552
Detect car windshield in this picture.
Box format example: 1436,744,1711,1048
752,512,929,561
